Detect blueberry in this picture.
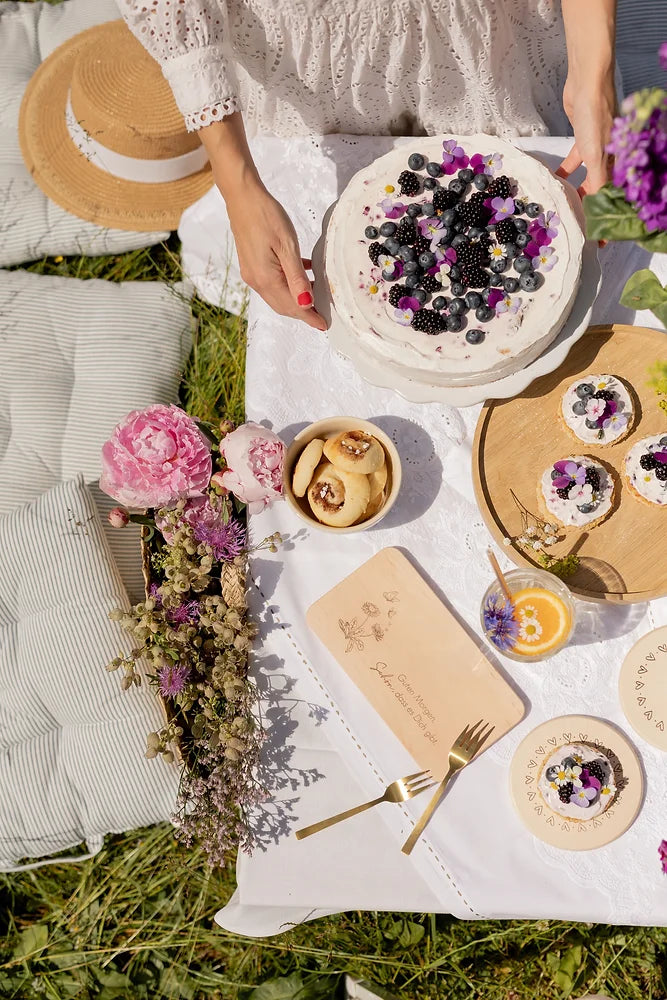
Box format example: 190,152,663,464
364,226,379,240
503,243,518,259
426,161,443,177
473,173,489,191
585,418,599,429
465,328,485,345
449,297,467,315
476,304,495,323
384,238,400,256
503,277,519,293
545,764,559,781
406,203,422,218
465,291,482,309
468,226,485,239
448,179,466,195
577,503,595,514
418,251,436,269
513,199,526,214
422,202,436,217
575,383,595,398
382,267,398,281
489,257,508,273
562,757,577,770
442,209,457,226
408,153,425,171
413,289,428,304
488,273,503,286
379,221,397,237
399,245,416,261
450,281,466,296
438,227,453,244
482,287,492,303
453,220,466,233
446,313,463,332
550,470,560,481
514,217,528,232
571,400,587,416
452,234,469,248
526,202,541,218
458,168,474,183
423,177,437,190
519,270,541,292
432,295,448,310
514,255,533,274
659,436,667,447
405,274,420,289
403,261,419,274
449,265,461,280
515,232,531,248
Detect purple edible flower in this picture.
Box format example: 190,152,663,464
552,460,586,490
158,662,190,698
483,594,519,652
572,786,598,808
398,295,422,312
491,196,515,222
441,138,469,175
377,197,408,219
659,839,667,874
487,288,505,310
531,246,557,272
418,215,444,239
394,307,415,326
535,211,560,239
654,451,667,464
495,294,522,316
581,770,601,792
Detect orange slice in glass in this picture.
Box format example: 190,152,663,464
511,587,572,657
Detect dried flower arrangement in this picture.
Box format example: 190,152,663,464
101,404,285,866
503,490,580,579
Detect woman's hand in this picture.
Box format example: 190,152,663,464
557,75,616,196
226,181,327,331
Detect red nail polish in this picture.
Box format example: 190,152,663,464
297,291,313,307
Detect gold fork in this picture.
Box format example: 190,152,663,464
401,719,495,855
295,769,435,840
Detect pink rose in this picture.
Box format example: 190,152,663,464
217,422,285,514
108,506,130,528
100,404,212,508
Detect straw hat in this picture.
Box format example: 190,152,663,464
19,20,213,232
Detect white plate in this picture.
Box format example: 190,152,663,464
313,180,602,408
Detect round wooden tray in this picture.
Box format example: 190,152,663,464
473,324,667,604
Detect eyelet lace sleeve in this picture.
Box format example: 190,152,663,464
117,0,240,131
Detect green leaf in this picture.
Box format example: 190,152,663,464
583,185,649,243
250,973,306,1000
637,230,667,254
547,943,584,996
621,270,667,326
159,966,196,1000
383,917,425,947
13,923,49,960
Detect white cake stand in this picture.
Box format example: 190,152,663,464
312,180,602,408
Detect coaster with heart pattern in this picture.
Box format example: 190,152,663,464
619,626,667,752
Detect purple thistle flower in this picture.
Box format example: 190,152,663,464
483,594,519,652
166,600,201,625
194,517,246,562
158,662,190,698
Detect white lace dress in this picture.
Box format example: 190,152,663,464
118,0,571,138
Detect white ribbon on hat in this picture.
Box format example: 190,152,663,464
65,91,208,183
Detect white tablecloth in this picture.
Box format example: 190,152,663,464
213,136,667,937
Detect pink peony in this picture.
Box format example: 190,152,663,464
108,506,130,528
100,404,212,508
216,422,285,515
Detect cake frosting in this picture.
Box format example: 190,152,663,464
540,455,614,528
561,374,634,446
624,434,667,506
325,135,584,388
538,744,617,821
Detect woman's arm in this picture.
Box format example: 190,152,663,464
200,115,327,330
558,0,617,195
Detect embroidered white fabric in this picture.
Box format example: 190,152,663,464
117,0,571,137
212,135,667,936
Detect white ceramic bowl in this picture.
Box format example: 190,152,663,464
283,417,402,533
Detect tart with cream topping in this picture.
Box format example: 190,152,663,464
538,743,617,821
624,434,667,507
540,455,615,529
560,374,634,446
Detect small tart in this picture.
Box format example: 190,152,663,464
624,434,667,507
560,373,634,446
538,743,617,822
540,455,614,529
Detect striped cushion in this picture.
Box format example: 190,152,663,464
0,0,169,267
616,0,667,93
0,477,179,869
0,268,192,603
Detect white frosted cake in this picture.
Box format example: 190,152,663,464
538,744,617,821
325,135,584,388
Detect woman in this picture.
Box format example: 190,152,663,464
119,0,617,331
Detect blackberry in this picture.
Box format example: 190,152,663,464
395,218,417,245
487,174,513,199
585,467,601,491
640,452,657,471
456,196,489,228
461,266,489,288
414,234,431,255
388,285,408,308
456,241,490,269
656,464,667,481
593,389,614,402
556,486,571,500
420,273,442,293
586,761,606,784
411,308,443,335
397,170,420,196
494,218,518,245
368,241,382,265
433,187,460,214
558,782,574,804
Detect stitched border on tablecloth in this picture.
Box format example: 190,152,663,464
250,574,481,919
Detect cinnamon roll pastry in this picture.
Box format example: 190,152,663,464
323,429,385,475
307,461,371,527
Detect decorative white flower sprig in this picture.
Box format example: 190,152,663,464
503,490,580,579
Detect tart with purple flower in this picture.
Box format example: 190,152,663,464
325,135,584,388
560,374,634,446
624,434,667,507
538,744,617,821
540,456,615,529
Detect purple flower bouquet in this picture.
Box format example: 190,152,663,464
584,43,667,326
101,404,285,866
